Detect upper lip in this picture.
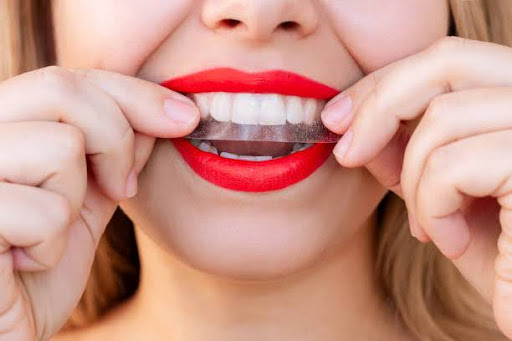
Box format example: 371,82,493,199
161,68,339,99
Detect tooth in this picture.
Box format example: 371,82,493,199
199,142,211,152
210,146,219,155
194,93,211,118
255,156,272,161
220,152,239,160
189,139,201,147
259,94,286,125
239,155,258,161
286,96,304,124
232,94,260,125
303,98,318,124
210,92,232,122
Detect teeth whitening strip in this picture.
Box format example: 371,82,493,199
185,92,341,143
187,119,340,143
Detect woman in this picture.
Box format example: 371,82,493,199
1,0,512,339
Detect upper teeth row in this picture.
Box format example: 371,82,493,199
191,92,325,126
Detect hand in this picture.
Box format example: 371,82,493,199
0,66,199,340
321,37,512,338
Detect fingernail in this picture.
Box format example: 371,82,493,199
333,129,353,161
321,94,353,129
125,168,138,198
164,98,199,125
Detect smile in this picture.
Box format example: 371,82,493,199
162,68,340,192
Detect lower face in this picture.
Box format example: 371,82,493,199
123,137,386,279
53,0,450,280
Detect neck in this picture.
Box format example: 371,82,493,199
126,213,404,341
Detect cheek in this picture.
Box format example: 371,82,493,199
52,0,193,74
323,0,449,72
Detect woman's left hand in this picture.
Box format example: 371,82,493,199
321,36,512,338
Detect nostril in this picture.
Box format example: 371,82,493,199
219,18,242,29
278,21,299,31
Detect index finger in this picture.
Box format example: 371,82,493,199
74,68,201,137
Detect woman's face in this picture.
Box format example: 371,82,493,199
52,0,449,279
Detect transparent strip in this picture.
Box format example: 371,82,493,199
186,118,341,143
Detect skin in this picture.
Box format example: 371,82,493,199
2,0,511,340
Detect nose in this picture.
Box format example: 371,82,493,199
202,0,319,41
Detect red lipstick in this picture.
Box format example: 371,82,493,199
162,68,339,100
162,68,340,192
172,138,334,192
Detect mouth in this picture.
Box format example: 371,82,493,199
162,68,340,192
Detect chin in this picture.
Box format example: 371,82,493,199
160,212,345,280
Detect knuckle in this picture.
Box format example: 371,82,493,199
429,36,466,56
105,123,134,155
55,125,86,161
363,73,387,113
425,147,452,178
368,72,386,103
426,36,467,77
424,95,450,123
37,66,81,98
46,193,73,233
423,92,465,130
70,67,92,82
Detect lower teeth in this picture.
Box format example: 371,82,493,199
189,139,313,161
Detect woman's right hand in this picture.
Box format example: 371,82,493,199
0,66,199,340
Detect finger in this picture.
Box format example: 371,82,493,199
0,67,199,200
0,67,133,201
322,68,388,134
0,182,73,271
402,88,512,240
72,68,200,136
0,122,87,216
364,123,411,198
494,195,512,338
414,130,512,259
133,133,156,174
325,37,512,167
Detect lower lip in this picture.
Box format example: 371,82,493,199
171,139,334,192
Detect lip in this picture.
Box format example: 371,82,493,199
162,68,339,99
172,138,335,192
162,68,340,192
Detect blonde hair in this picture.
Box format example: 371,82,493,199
1,1,511,339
